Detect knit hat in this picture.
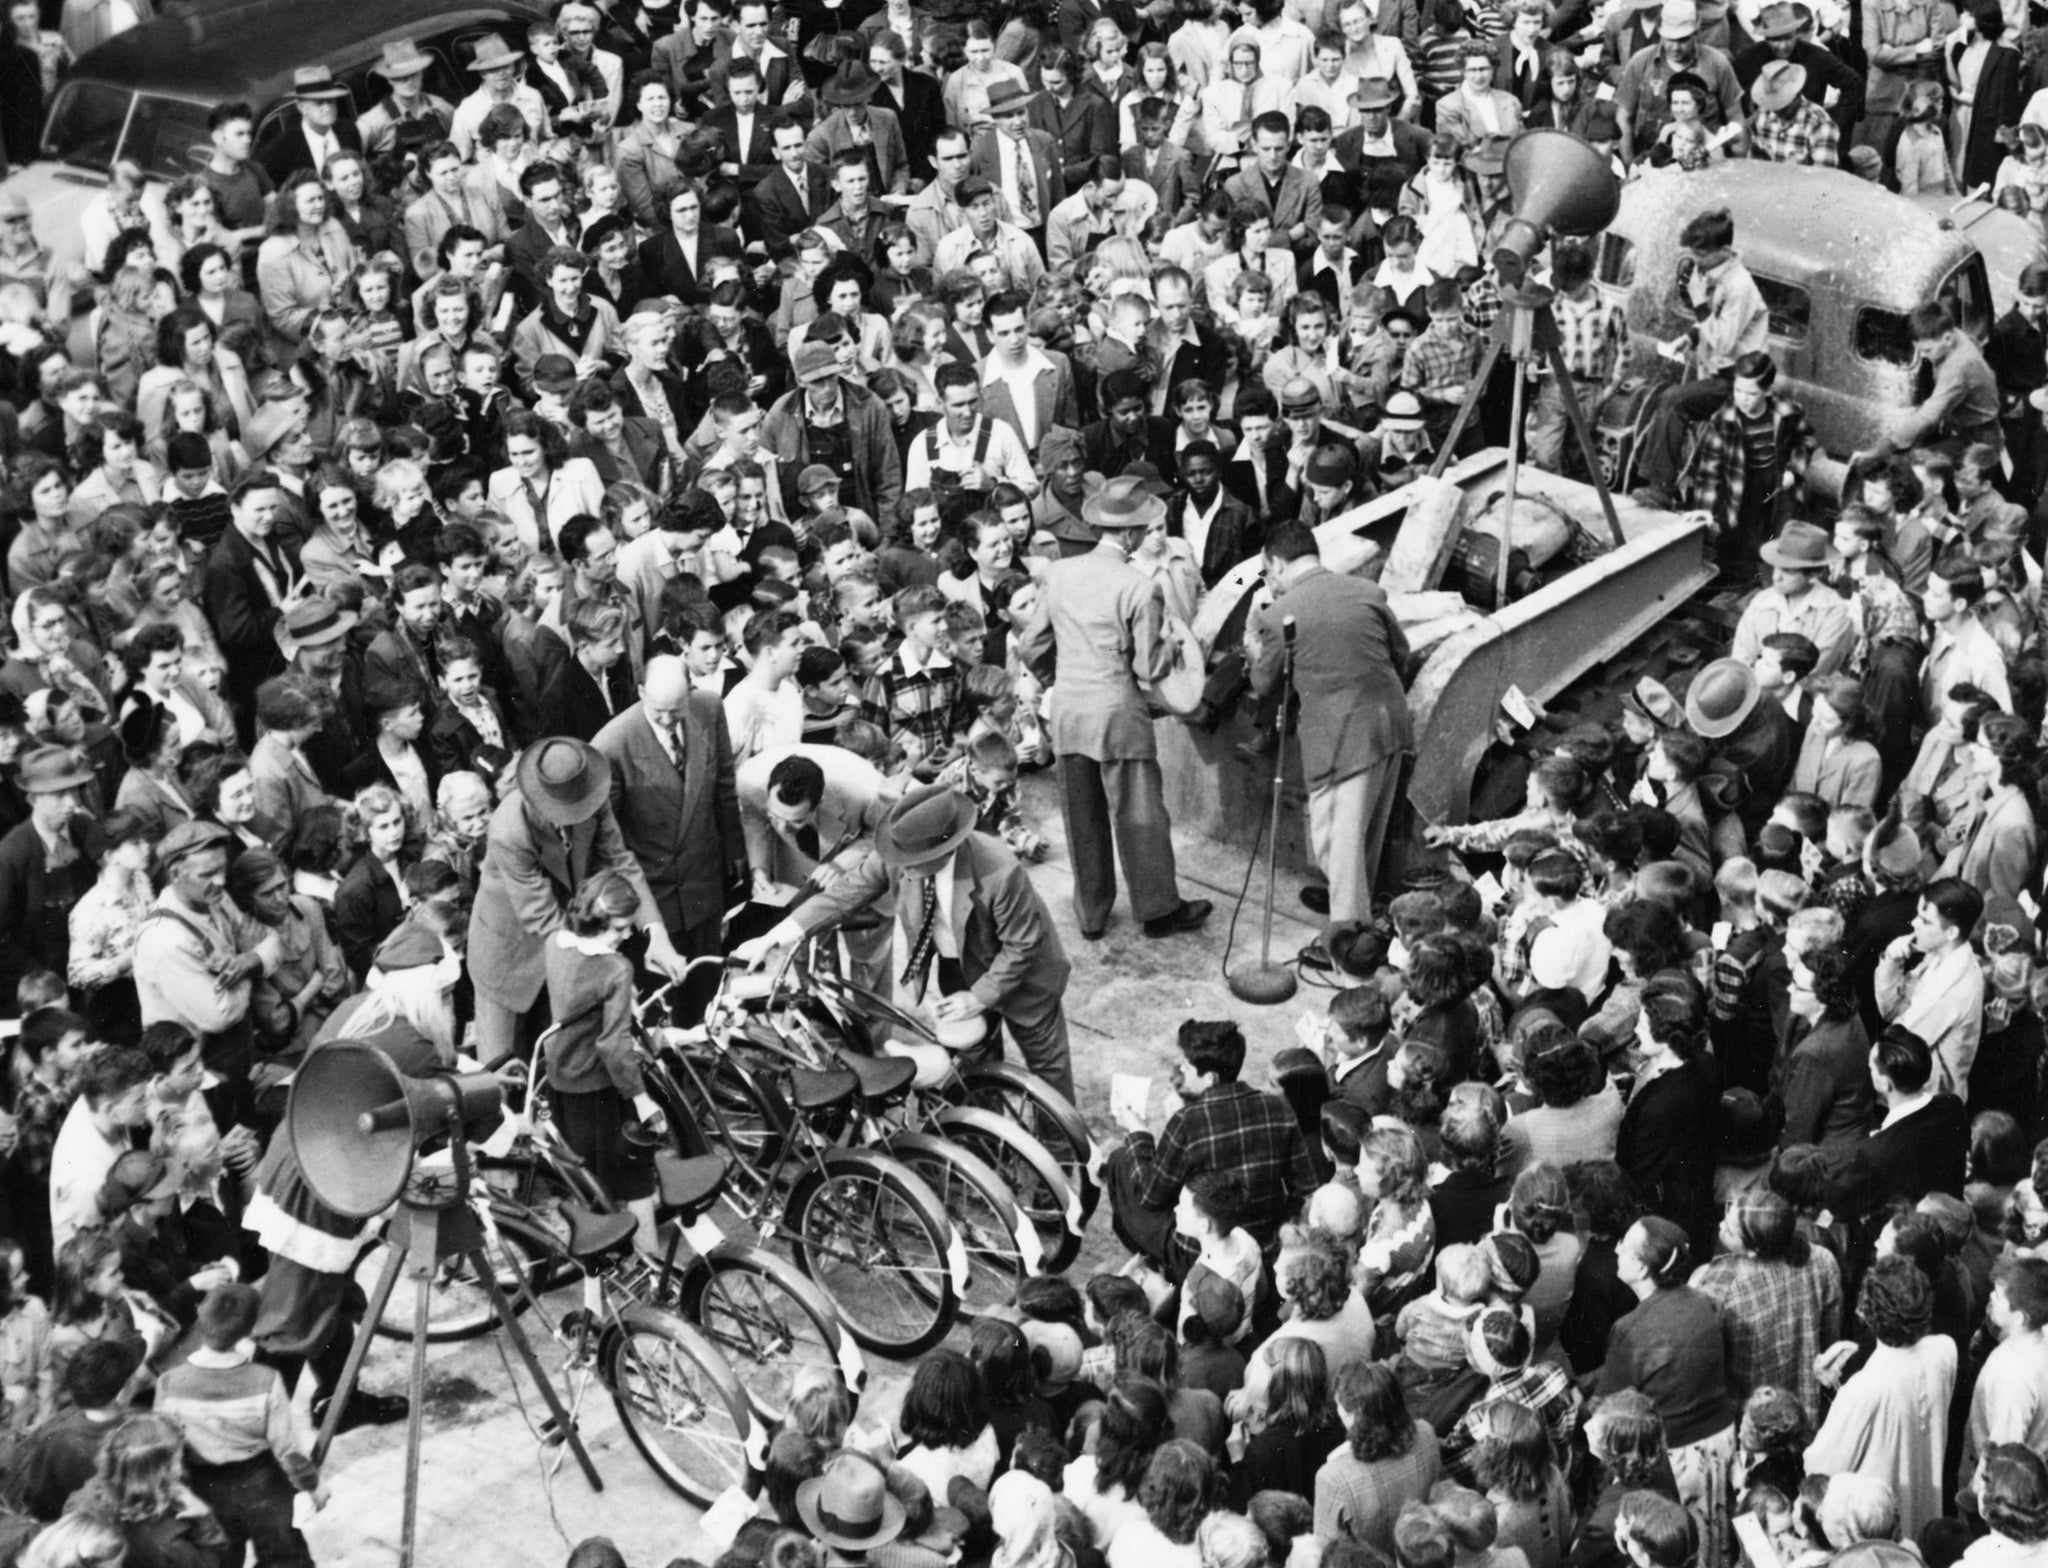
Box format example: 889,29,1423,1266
374,923,446,972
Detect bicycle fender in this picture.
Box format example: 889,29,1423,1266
686,1243,867,1390
813,1147,968,1295
609,1305,767,1471
956,1062,1104,1175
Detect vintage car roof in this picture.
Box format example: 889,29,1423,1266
1612,165,1979,313
71,0,549,104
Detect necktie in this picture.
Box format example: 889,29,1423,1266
1014,140,1040,229
902,873,940,1003
523,477,548,527
794,822,822,862
658,716,684,776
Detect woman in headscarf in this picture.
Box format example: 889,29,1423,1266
1030,427,1095,557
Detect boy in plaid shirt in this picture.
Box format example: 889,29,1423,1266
858,585,960,766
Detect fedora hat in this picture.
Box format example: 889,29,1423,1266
1752,58,1807,111
1279,376,1324,415
372,38,435,78
1758,519,1835,571
99,1149,181,1217
1381,390,1426,433
797,1454,907,1552
243,400,304,463
1756,0,1802,35
793,340,839,383
1351,77,1398,111
275,595,359,660
1684,657,1760,739
1080,474,1169,531
292,65,349,100
16,745,94,795
1462,135,1511,175
518,738,613,826
467,34,526,71
986,80,1039,115
1619,675,1685,729
1658,0,1700,36
876,785,978,871
823,59,882,105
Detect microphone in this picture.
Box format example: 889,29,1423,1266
1282,615,1297,647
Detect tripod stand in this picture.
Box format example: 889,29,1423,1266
311,1114,604,1567
1425,280,1630,607
1226,617,1298,1005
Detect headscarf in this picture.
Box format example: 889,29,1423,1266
991,1472,1070,1568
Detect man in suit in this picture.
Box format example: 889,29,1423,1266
593,655,745,981
709,0,807,113
741,119,828,260
0,747,98,1016
1081,368,1180,481
638,188,743,307
806,65,912,198
502,161,581,318
1166,440,1260,589
468,736,688,1065
205,469,305,730
737,786,1076,1102
1840,1025,1968,1210
737,744,895,995
1017,480,1212,944
1033,51,1119,185
1224,111,1323,257
979,289,1079,463
569,378,671,493
1249,523,1411,953
704,56,780,187
971,84,1065,247
257,67,364,184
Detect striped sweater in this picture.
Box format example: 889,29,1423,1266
154,1352,318,1490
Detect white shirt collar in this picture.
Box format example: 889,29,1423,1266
1880,1088,1938,1131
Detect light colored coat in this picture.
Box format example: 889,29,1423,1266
591,695,743,938
1016,539,1172,763
1789,730,1883,811
1248,562,1412,789
737,743,889,886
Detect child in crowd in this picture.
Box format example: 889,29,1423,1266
1179,1275,1249,1399
1394,1242,1490,1374
1177,1173,1263,1347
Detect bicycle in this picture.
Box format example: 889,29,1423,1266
357,1033,861,1427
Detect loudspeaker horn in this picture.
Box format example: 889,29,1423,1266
1491,129,1623,286
288,1044,504,1218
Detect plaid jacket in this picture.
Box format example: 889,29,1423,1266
1402,317,1480,399
1444,1362,1582,1479
1691,1248,1843,1423
1129,1080,1320,1238
1681,393,1817,529
1750,100,1841,168
858,651,960,763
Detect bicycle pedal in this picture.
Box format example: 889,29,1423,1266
538,1416,573,1447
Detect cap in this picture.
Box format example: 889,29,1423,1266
158,820,233,867
1659,0,1700,35
793,340,839,383
1189,1272,1246,1339
531,354,578,395
1306,444,1357,487
798,462,842,494
99,1149,180,1217
0,190,31,220
956,176,995,206
375,923,447,972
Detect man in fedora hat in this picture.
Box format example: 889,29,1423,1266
807,59,911,199
1746,58,1838,163
469,737,687,1065
796,1452,906,1558
1018,481,1214,943
1335,77,1432,185
1685,655,1796,852
1733,2,1862,134
0,747,99,1016
737,784,1076,1100
274,596,369,793
357,39,456,160
759,339,902,524
1732,519,1854,675
972,82,1064,243
258,66,364,185
451,34,549,161
1248,523,1412,947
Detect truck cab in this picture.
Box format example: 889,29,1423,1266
1597,165,2030,458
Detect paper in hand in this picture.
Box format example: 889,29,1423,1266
1111,1074,1151,1126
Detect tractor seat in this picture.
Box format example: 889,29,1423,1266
789,1066,860,1113
654,1152,728,1219
841,1053,918,1106
559,1204,638,1262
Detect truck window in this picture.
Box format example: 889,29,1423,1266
1854,307,1915,366
1751,274,1811,343
122,95,216,181
1938,258,1991,341
40,81,132,169
1595,233,1635,290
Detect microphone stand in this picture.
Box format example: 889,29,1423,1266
1228,616,1298,1005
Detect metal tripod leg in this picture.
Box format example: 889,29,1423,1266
1546,342,1627,546
311,1234,406,1467
464,1246,605,1492
1426,338,1504,479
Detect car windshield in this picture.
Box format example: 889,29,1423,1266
42,81,212,179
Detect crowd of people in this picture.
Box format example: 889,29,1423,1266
3,0,2048,1562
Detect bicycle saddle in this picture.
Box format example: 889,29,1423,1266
558,1203,639,1262
839,1052,917,1105
789,1065,860,1112
653,1152,727,1219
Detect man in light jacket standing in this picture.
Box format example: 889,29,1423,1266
1247,522,1411,962
1017,479,1213,942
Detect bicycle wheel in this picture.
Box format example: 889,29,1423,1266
604,1305,758,1505
682,1246,858,1423
356,1208,563,1342
934,1106,1082,1273
955,1063,1101,1225
883,1133,1032,1317
472,1153,596,1293
784,1149,959,1356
